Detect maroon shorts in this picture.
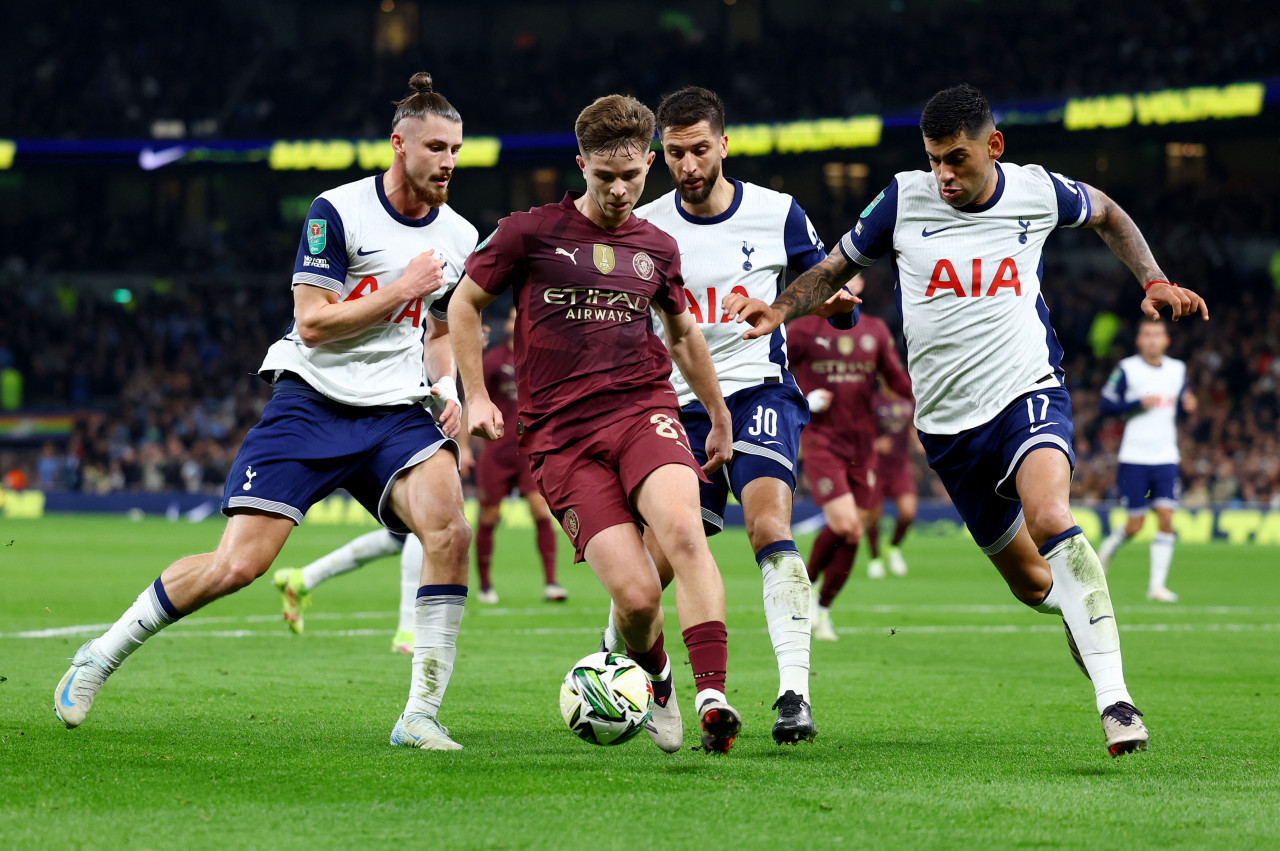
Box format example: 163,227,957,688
872,452,915,502
474,441,537,506
802,441,874,508
528,407,706,562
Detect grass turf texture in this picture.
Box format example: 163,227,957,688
2,515,1278,849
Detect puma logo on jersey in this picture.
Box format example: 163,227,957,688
555,247,579,265
242,466,258,492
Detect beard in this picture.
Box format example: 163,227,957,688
673,159,720,206
408,170,450,207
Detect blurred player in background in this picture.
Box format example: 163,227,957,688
788,275,912,640
54,73,478,751
473,306,566,604
272,529,422,653
866,390,919,580
725,84,1209,756
452,95,742,754
597,86,841,744
1095,318,1195,602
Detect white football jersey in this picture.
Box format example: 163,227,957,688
1101,354,1186,465
635,179,826,405
260,174,477,407
840,162,1093,434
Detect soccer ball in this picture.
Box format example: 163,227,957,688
559,651,653,745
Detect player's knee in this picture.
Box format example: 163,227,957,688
1023,503,1075,547
744,514,791,552
828,516,861,544
420,513,472,563
656,512,708,560
214,550,271,595
1125,517,1144,536
613,584,662,626
478,505,501,526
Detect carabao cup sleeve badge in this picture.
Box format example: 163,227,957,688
307,219,327,254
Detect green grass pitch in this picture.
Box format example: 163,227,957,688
2,514,1278,849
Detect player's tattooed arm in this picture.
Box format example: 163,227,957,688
1082,184,1209,322
722,250,861,340
657,307,732,473
447,276,504,440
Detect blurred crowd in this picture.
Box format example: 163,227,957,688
3,202,1277,507
3,0,1275,139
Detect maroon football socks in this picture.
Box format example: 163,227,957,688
626,633,673,706
535,517,558,583
682,620,728,696
476,522,495,590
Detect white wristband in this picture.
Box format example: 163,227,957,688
430,375,459,406
806,389,830,414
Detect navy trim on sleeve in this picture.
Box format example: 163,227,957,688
1050,171,1092,228
1099,365,1142,416
427,286,453,321
838,178,898,267
783,197,826,274
292,197,348,290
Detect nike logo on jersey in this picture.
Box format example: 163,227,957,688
1089,615,1114,625
1028,422,1060,433
555,247,579,265
921,225,958,238
761,440,784,447
356,247,384,256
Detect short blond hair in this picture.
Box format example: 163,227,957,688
574,95,655,158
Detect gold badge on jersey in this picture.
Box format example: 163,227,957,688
593,244,616,274
838,336,855,355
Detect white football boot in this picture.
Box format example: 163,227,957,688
813,608,839,642
475,588,499,605
867,559,887,579
1146,587,1179,603
644,680,683,753
1101,701,1149,757
389,712,462,750
54,641,112,729
543,583,568,603
697,695,742,754
887,547,909,577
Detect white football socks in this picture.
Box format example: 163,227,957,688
1035,529,1133,713
301,528,402,591
602,601,624,654
405,585,466,718
398,534,424,636
92,578,180,672
757,542,812,700
1149,531,1175,593
1097,524,1131,571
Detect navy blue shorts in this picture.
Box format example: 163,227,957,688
221,392,455,533
680,381,809,535
919,386,1075,555
1117,462,1180,514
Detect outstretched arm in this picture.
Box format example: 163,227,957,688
722,249,861,341
1081,184,1208,322
656,307,732,474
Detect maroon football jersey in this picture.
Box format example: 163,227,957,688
873,391,915,460
464,194,688,453
789,312,912,458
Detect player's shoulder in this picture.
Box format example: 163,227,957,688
633,191,677,224
1118,354,1142,370
858,313,891,335
737,180,798,213
627,213,681,256
316,175,378,210
431,203,480,243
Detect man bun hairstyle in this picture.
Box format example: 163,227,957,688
656,86,726,137
575,94,656,159
919,84,994,141
392,72,462,132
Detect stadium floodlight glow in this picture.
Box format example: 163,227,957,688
0,140,14,170
1065,82,1266,131
111,288,133,304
